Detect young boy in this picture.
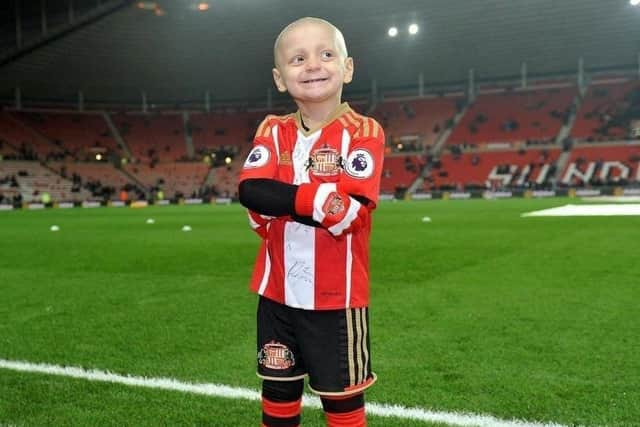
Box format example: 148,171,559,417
238,17,385,427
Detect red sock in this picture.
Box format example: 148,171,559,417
262,397,301,427
324,406,366,427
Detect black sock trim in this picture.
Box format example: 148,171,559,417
262,412,300,426
262,378,304,402
321,393,365,413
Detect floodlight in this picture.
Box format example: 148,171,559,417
631,0,640,6
408,23,419,35
388,27,398,37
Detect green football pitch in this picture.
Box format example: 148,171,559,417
0,199,638,426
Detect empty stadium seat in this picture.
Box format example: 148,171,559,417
448,87,577,146
571,80,640,141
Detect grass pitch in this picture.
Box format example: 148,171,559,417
0,199,638,426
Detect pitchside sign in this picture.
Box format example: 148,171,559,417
486,163,554,187
561,160,640,184
485,161,639,186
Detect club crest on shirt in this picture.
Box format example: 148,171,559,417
258,341,295,370
243,145,269,169
305,145,342,177
345,149,374,179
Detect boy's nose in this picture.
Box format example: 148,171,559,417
305,56,321,71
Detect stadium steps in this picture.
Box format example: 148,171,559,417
117,166,150,196
432,102,469,156
199,164,215,193
407,175,424,194
551,150,572,186
183,112,195,160
554,94,581,144
201,166,219,192
406,102,470,195
549,91,582,186
102,112,132,159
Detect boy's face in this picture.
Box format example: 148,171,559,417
272,21,354,104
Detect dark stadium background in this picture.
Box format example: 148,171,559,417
1,0,639,205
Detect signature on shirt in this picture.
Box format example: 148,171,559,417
287,261,313,286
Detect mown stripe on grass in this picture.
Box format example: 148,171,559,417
0,359,584,427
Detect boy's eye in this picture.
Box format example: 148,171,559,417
321,51,334,59
291,55,304,64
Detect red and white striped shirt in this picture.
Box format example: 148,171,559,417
239,103,385,310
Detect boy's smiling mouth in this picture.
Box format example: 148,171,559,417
301,77,329,84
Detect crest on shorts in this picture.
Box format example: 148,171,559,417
305,144,342,177
243,145,269,169
345,149,374,179
258,341,295,370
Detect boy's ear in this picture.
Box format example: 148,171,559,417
272,68,288,93
343,57,354,84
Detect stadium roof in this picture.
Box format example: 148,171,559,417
1,0,639,107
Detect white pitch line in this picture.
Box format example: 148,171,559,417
522,203,640,217
0,358,584,427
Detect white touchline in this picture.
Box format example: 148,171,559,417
0,359,586,427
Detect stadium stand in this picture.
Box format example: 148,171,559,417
206,144,254,198
380,155,424,193
2,77,639,203
559,143,640,186
123,161,211,199
111,113,188,163
0,160,92,202
189,111,259,154
571,79,640,141
14,112,122,161
447,86,577,146
426,147,562,191
48,161,135,201
0,137,18,158
372,96,461,150
187,110,276,197
0,112,64,160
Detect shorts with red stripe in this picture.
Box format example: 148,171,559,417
257,296,376,396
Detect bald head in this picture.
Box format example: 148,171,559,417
273,17,348,68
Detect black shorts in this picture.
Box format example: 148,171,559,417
256,296,376,397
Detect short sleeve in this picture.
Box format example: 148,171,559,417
239,117,278,182
339,118,385,208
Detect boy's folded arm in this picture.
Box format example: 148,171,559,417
239,178,297,216
238,179,321,228
238,178,372,231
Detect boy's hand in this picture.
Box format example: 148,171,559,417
295,183,368,237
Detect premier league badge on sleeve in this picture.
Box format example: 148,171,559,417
243,145,270,169
345,149,374,179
